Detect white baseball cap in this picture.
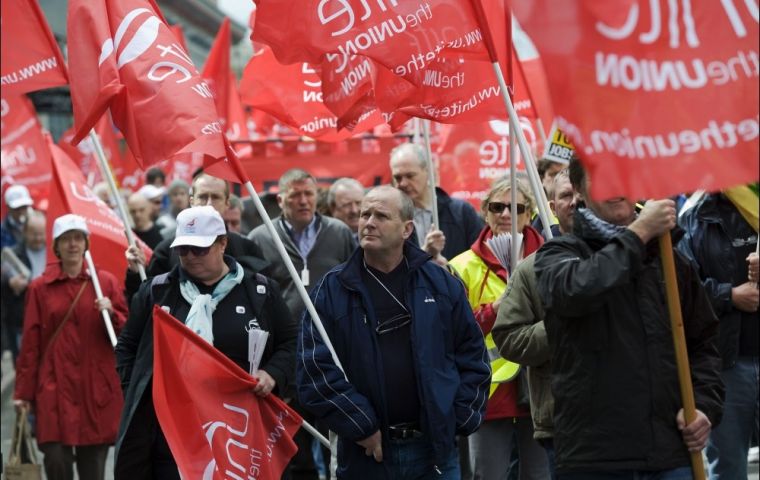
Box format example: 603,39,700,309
4,185,34,209
170,206,226,248
52,214,90,240
137,184,166,201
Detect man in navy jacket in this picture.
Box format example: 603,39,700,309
297,186,490,479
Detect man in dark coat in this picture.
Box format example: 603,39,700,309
534,159,723,478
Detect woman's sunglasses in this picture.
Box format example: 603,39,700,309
487,202,526,215
176,245,212,257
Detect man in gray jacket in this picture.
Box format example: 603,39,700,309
492,169,577,477
247,168,355,480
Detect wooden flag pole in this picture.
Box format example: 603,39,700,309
658,233,706,480
89,129,147,281
84,250,118,348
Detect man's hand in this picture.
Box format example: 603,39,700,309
676,408,711,453
125,246,146,273
356,430,383,462
423,226,446,258
747,252,759,284
732,282,759,312
13,399,31,413
627,199,676,244
8,274,29,296
95,297,114,314
253,370,276,397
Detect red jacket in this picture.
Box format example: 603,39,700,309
15,262,127,445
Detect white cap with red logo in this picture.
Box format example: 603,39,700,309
170,206,226,248
4,185,34,210
52,214,90,240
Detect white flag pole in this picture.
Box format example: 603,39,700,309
420,120,439,228
491,64,554,239
88,130,147,281
84,250,117,348
241,181,346,377
509,122,519,274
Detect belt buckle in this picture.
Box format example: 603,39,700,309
388,423,422,440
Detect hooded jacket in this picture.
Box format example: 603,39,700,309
534,209,723,473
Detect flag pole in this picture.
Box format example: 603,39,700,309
88,130,147,281
509,121,519,273
241,180,346,377
84,250,118,348
421,120,439,228
658,233,707,480
468,0,553,239
301,417,330,449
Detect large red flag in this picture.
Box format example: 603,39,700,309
240,47,384,141
57,114,125,186
66,0,229,170
201,19,249,141
46,136,152,287
152,306,301,480
514,0,759,200
0,0,68,95
0,95,52,210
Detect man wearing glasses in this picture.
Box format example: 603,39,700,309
297,185,490,480
114,206,297,478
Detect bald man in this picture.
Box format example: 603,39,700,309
127,193,164,249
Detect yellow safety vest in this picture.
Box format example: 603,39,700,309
449,250,520,398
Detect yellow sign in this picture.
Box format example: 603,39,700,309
542,126,575,164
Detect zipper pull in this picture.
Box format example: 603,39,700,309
364,315,367,325
434,465,442,475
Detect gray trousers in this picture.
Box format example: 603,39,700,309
38,443,109,480
468,417,550,480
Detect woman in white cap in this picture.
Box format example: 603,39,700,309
13,214,128,480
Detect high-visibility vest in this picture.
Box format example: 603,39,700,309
449,250,520,398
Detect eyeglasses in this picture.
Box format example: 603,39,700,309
487,202,526,215
176,245,212,257
375,313,412,335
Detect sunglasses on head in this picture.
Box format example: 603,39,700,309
176,245,212,257
487,202,526,215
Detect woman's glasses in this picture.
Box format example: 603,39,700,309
176,245,212,257
487,202,526,215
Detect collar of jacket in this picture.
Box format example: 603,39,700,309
337,240,431,291
691,193,727,224
42,261,89,284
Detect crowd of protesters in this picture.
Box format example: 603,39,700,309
1,143,758,480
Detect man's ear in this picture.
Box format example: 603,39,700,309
549,199,557,216
402,220,414,240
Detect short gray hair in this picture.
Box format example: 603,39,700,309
389,143,427,170
366,185,415,221
327,178,364,208
228,193,243,211
278,168,316,194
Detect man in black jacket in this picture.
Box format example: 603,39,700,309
534,159,723,478
114,206,296,479
677,191,758,479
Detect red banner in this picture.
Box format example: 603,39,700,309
0,0,68,95
152,306,301,480
437,116,540,208
67,0,229,170
515,0,759,200
0,95,52,210
47,137,152,286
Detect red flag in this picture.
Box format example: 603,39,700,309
152,306,301,480
514,0,759,200
1,0,68,95
57,114,125,186
201,19,250,141
240,47,383,141
46,135,152,286
67,0,228,169
0,95,52,210
168,24,188,52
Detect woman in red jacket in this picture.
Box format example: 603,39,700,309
14,214,127,480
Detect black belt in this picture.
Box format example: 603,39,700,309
387,422,424,440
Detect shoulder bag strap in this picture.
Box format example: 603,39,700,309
41,279,89,361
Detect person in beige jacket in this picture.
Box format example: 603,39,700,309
492,169,578,478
